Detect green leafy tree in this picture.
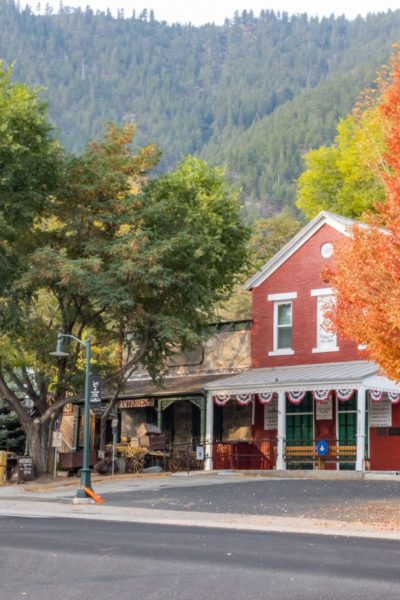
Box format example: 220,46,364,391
296,112,385,219
0,61,61,290
0,124,249,474
217,209,302,320
0,400,25,453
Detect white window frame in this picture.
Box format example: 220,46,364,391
269,300,294,356
312,293,339,353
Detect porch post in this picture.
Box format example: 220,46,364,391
157,399,162,430
277,390,286,470
204,391,214,471
356,385,366,472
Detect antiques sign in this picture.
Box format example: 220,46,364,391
118,398,155,409
369,396,392,427
264,396,278,430
316,397,333,420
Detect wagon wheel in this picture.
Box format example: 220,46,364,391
132,456,145,474
168,457,179,473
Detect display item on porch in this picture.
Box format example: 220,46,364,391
139,433,166,451
136,422,162,437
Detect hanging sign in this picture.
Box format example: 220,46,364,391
89,375,102,405
369,396,392,427
316,396,333,420
264,396,278,430
52,431,63,448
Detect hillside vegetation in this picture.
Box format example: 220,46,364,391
1,1,400,215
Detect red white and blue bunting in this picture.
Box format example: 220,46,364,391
312,389,330,403
257,392,276,405
369,389,384,403
286,390,307,405
336,388,355,402
236,393,253,406
388,391,400,404
213,394,230,407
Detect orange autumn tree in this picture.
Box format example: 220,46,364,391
330,52,400,381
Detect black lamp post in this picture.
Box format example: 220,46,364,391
50,332,93,500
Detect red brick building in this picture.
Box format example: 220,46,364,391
206,212,400,472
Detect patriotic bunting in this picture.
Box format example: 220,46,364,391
286,390,307,405
213,394,230,407
369,389,384,403
388,391,400,404
257,392,276,405
336,388,355,402
236,393,253,406
312,389,330,403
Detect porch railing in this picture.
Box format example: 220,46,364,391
285,439,357,464
213,438,278,470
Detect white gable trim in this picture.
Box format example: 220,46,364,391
244,211,357,291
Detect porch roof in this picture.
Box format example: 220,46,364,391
204,361,400,395
114,372,243,400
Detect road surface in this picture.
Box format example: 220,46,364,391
1,516,400,599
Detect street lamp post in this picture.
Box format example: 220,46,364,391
50,332,93,500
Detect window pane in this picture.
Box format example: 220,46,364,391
278,326,292,349
278,303,292,326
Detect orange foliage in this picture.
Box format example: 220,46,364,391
330,51,400,381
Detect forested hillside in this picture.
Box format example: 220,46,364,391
1,1,400,215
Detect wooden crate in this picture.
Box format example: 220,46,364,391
139,434,166,451
136,423,162,437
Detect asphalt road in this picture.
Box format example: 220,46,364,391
101,478,400,521
1,516,400,600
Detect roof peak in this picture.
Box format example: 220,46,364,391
244,210,360,290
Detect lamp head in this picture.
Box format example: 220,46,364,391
50,334,69,358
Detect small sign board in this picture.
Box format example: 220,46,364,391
52,431,63,448
316,397,333,421
111,418,119,434
18,456,34,481
196,446,204,461
316,440,329,457
90,375,102,405
369,396,392,427
264,396,278,430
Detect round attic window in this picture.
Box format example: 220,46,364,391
321,242,334,258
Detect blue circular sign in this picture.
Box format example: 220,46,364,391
316,440,329,457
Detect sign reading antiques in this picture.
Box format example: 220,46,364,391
369,396,392,427
264,396,278,430
89,375,102,405
118,398,155,409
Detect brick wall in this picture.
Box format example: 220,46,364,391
370,403,400,470
251,223,361,368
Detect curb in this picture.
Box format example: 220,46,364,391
1,500,400,541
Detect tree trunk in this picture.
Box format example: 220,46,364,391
99,416,107,451
25,420,51,477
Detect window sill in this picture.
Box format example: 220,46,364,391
268,349,295,356
312,347,339,353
